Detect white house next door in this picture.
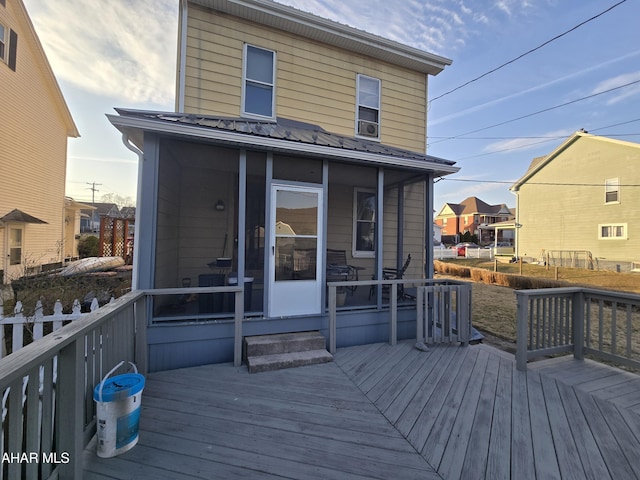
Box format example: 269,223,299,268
269,184,323,317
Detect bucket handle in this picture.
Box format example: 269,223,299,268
98,361,138,403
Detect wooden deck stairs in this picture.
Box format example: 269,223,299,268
244,331,333,373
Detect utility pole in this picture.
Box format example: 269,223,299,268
86,182,102,232
86,182,101,203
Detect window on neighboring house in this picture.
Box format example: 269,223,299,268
353,188,376,257
9,227,23,265
242,44,275,119
599,223,626,240
442,218,448,225
0,23,6,61
605,178,619,204
356,74,380,139
0,24,17,71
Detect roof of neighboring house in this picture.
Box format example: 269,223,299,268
511,131,640,191
13,0,79,137
0,208,47,224
107,109,459,177
120,206,136,218
84,203,120,217
185,0,452,76
65,197,95,211
437,196,511,217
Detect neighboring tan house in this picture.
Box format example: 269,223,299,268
510,131,640,269
64,197,94,260
435,196,513,244
108,0,457,370
0,0,79,283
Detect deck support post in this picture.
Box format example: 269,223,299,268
516,293,529,371
328,285,337,354
572,290,585,361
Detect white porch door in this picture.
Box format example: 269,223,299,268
3,225,24,282
269,184,323,317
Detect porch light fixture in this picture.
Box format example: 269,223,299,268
215,200,225,211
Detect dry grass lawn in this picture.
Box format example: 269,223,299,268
435,259,640,348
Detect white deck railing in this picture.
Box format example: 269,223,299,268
515,287,640,371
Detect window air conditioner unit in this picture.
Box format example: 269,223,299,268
358,120,379,137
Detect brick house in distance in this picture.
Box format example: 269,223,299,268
435,196,513,245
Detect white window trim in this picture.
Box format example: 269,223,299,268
604,177,620,204
598,223,627,240
355,74,381,141
241,43,276,120
352,187,376,258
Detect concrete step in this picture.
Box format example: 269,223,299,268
244,331,326,358
247,349,333,374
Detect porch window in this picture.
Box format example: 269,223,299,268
353,188,375,257
599,223,626,240
242,44,275,119
356,74,380,139
9,227,22,265
604,178,619,204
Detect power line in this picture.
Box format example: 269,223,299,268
429,0,627,103
428,78,640,146
86,181,102,203
440,178,640,187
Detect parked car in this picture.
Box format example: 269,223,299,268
455,242,479,256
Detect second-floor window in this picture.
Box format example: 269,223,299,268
356,74,380,139
605,178,619,204
0,23,17,71
242,44,275,119
0,23,6,62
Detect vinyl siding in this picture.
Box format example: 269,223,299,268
0,0,74,279
516,136,640,262
183,5,427,152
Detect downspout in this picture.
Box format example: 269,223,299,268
120,134,144,289
176,0,188,112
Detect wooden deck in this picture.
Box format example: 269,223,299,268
83,341,640,479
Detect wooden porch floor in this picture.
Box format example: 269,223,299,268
83,341,640,479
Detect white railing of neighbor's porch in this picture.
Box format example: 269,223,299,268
515,287,640,371
327,278,472,354
0,291,147,480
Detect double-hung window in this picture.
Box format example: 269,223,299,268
0,22,17,71
0,23,6,63
599,223,626,240
604,178,619,204
356,74,380,139
353,188,376,257
242,44,275,119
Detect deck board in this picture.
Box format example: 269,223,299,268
84,342,640,479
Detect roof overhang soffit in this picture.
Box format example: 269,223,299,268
107,114,460,177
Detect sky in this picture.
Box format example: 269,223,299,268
21,0,640,211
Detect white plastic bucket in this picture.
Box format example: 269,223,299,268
93,361,145,458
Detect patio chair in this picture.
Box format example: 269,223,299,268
326,249,360,294
369,253,412,300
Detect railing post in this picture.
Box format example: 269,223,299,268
416,287,424,343
57,339,84,479
234,289,244,367
516,292,529,371
390,283,397,345
329,285,336,354
572,290,584,361
134,295,148,375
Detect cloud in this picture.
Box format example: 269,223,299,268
482,128,573,154
591,71,640,105
24,0,178,105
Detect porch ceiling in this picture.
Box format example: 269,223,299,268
107,109,459,177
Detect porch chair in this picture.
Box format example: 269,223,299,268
326,249,360,294
369,253,412,300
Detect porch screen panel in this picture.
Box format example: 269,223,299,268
275,190,318,281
